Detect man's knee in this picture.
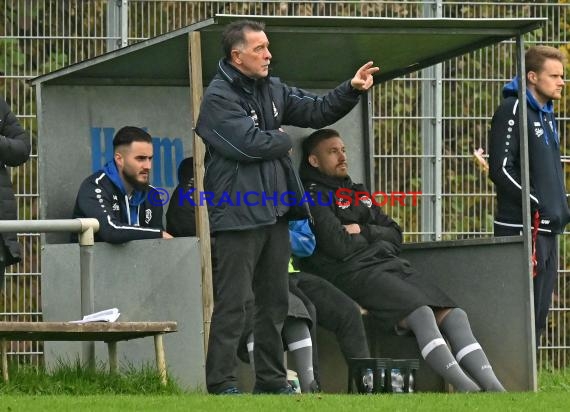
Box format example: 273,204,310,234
338,302,367,329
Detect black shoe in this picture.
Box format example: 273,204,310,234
309,380,321,393
253,384,297,395
216,386,241,395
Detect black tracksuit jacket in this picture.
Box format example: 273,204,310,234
298,165,403,278
72,165,164,243
195,59,362,232
489,77,570,234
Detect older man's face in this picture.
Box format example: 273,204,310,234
231,29,272,79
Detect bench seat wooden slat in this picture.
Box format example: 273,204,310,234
0,321,177,342
0,321,177,385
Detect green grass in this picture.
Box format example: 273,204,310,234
1,366,570,411
0,360,181,395
2,392,570,412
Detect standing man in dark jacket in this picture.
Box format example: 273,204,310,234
488,46,569,347
299,129,505,392
72,126,172,243
195,19,378,394
0,96,31,290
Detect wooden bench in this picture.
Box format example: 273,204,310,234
0,321,177,385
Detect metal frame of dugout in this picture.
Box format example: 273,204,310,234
30,15,544,391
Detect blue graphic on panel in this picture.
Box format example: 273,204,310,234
90,127,184,188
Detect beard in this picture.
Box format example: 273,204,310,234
123,170,150,191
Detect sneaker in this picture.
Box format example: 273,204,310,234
253,384,297,395
216,386,241,395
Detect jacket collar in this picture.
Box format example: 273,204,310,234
300,161,354,190
503,76,555,115
217,58,268,95
503,76,558,144
102,160,147,208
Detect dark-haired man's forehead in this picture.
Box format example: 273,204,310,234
313,136,344,153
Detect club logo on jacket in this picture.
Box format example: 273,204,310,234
359,195,372,208
337,197,351,210
145,209,152,224
250,109,259,127
534,122,544,139
112,203,119,211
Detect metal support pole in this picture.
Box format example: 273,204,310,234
106,0,120,52
421,0,443,241
77,219,99,369
78,220,99,370
516,35,537,391
108,0,129,50
119,0,129,48
79,245,95,369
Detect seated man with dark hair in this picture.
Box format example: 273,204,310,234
299,128,505,392
72,126,172,243
166,157,195,237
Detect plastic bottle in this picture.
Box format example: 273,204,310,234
362,368,374,393
408,372,415,393
391,368,404,393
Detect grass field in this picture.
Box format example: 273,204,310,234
3,391,570,412
1,365,569,411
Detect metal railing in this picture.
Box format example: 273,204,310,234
0,219,100,366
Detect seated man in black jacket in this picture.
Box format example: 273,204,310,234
298,128,505,392
72,126,172,243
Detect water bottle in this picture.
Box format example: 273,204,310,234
362,368,374,393
391,368,404,393
408,372,415,393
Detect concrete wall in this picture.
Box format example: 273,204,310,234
38,84,364,243
41,237,205,390
400,237,534,391
283,237,533,393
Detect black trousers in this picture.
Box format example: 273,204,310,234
206,220,290,393
291,272,370,361
494,225,558,346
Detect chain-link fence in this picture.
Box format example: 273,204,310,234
1,0,569,369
